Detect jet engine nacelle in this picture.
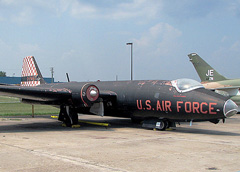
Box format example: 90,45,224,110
72,83,99,107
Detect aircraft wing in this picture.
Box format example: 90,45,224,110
207,86,240,90
0,84,118,106
0,85,72,103
206,86,240,99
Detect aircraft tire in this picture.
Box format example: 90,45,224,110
158,120,167,131
165,120,169,129
70,108,79,125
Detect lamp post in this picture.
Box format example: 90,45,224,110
126,42,133,80
50,67,54,83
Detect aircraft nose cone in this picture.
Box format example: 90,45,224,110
224,99,238,118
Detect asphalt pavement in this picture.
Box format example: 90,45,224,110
0,114,239,172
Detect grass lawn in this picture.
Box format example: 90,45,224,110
0,96,59,116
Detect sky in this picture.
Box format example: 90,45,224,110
0,0,240,82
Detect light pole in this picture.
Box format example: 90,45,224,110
126,42,133,80
50,67,54,83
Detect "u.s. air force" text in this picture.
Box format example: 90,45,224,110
136,100,217,114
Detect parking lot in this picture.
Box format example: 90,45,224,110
0,114,239,172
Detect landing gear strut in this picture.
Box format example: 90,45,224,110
58,105,79,127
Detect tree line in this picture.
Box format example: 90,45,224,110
0,71,6,77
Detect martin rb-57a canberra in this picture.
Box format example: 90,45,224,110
0,56,238,130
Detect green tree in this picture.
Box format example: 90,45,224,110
0,71,6,77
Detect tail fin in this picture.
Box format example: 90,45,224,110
188,53,227,82
21,56,46,86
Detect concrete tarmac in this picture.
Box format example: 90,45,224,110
0,114,239,172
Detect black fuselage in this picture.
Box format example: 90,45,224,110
34,80,228,122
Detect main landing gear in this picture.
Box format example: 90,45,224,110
142,118,176,131
58,105,80,128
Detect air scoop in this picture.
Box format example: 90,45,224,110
224,99,238,118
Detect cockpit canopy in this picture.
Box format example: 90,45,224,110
171,78,204,93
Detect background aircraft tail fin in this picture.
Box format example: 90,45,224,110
21,56,46,86
188,53,227,82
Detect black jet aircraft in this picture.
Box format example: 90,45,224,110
0,56,238,130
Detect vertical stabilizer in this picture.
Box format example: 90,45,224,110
21,56,46,86
188,53,227,82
